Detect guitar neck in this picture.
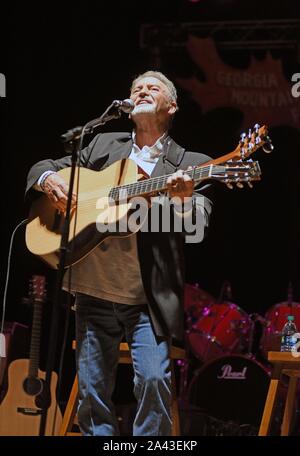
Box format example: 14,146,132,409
28,298,43,378
107,125,269,202
109,164,214,201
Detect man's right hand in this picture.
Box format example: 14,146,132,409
43,173,77,213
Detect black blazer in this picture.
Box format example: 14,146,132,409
26,132,212,342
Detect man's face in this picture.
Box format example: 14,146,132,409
130,77,177,122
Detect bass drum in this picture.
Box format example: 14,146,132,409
188,355,270,426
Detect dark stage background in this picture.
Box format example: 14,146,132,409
1,0,300,414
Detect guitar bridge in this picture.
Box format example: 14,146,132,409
17,407,42,416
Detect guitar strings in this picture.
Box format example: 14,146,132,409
76,165,213,205
72,163,253,210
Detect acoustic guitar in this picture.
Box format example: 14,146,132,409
25,124,269,269
0,276,62,435
26,158,261,269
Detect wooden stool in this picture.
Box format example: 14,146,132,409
59,342,185,436
259,351,300,436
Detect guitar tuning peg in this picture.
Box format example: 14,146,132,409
226,182,233,189
240,132,246,144
247,181,253,189
248,129,252,139
262,137,274,154
254,123,260,132
236,182,244,189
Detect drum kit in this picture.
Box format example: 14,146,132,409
181,282,300,428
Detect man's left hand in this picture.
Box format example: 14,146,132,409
167,169,194,201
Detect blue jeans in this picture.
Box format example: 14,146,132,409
75,293,172,436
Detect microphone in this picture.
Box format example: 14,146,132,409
60,99,135,144
60,126,84,143
112,98,135,113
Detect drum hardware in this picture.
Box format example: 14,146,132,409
217,280,233,303
247,313,268,357
230,318,249,332
179,403,259,436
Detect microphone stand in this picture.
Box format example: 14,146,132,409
38,102,122,436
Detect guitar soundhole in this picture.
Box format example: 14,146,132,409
23,377,43,396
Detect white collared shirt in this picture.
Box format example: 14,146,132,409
128,131,169,177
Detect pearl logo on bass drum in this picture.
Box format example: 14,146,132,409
217,364,247,380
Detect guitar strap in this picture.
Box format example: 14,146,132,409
137,165,150,180
162,140,186,174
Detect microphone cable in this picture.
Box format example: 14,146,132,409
1,219,28,355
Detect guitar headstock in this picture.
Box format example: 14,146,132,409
201,124,273,167
30,275,46,302
237,124,273,160
210,160,261,189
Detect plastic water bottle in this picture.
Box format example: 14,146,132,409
280,315,297,352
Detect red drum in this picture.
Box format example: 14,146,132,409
187,302,250,362
188,355,270,426
184,283,216,325
261,301,300,356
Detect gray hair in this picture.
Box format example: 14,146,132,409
131,70,178,104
